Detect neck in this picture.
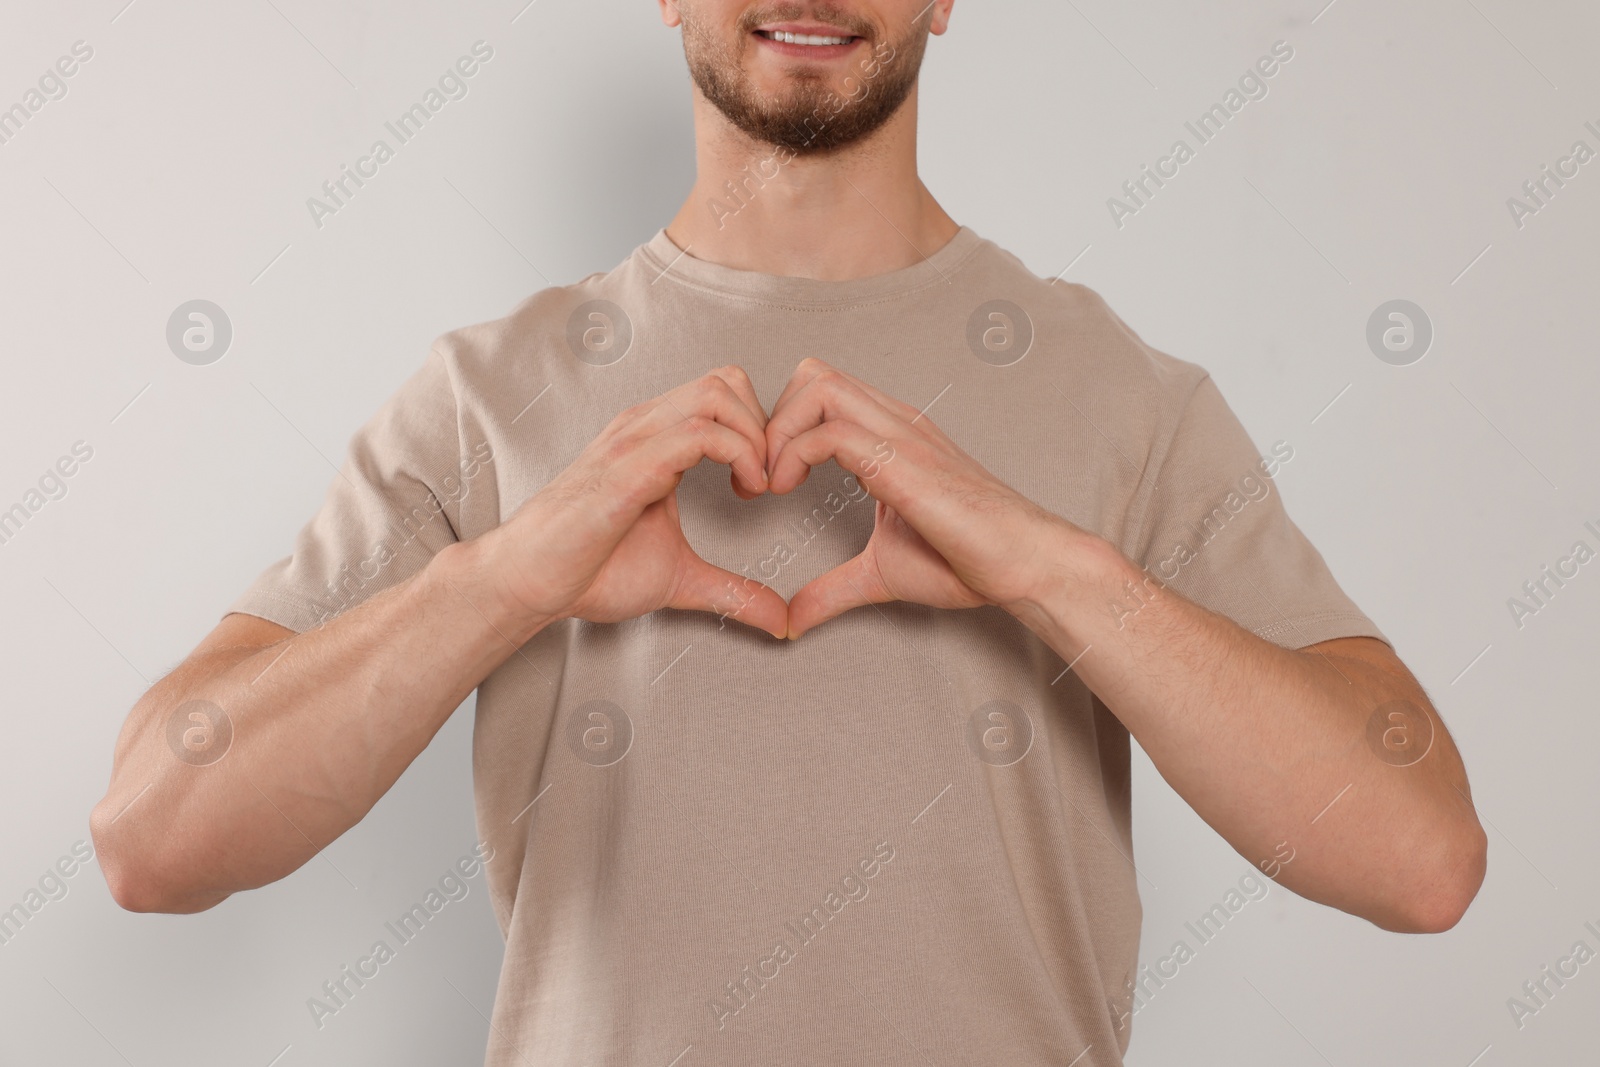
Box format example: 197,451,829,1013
666,85,959,281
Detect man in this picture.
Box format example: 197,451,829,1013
91,1,1486,1063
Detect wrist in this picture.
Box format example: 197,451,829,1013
427,532,563,648
1001,518,1141,643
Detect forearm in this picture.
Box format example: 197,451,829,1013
91,535,550,912
89,367,782,913
1009,523,1485,932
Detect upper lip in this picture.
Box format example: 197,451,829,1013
755,22,861,37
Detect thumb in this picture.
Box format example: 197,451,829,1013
668,552,790,640
786,550,893,640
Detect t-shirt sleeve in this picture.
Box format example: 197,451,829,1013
1125,374,1389,651
225,347,466,634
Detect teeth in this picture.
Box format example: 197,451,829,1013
768,31,851,45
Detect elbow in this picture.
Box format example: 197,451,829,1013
102,864,167,915
91,797,164,913
98,852,228,915
90,799,226,915
92,814,158,913
1392,820,1488,934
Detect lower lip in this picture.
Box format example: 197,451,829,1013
753,33,863,60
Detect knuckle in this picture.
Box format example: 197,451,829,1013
626,397,663,423
542,467,601,507
596,437,632,468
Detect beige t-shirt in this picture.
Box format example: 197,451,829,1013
229,226,1386,1065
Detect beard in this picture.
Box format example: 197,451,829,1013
680,3,930,155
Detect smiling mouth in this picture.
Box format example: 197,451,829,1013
754,29,863,47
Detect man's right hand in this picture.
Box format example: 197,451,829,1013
90,366,792,914
479,366,789,639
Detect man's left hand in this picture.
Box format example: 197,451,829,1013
764,357,1083,639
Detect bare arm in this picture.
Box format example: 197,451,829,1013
91,367,784,913
88,551,540,914
763,357,1486,933
1009,549,1486,933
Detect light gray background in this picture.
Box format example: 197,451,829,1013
1,0,1595,1064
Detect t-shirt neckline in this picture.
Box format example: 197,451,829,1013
638,225,984,309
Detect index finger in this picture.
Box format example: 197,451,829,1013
765,365,906,478
706,364,767,431
637,369,770,493
772,357,924,426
